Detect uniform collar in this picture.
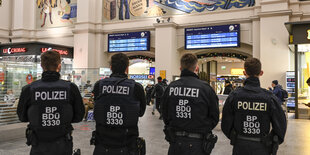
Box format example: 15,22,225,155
244,77,260,88
42,71,60,82
180,69,199,79
110,73,128,78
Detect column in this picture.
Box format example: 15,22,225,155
73,0,108,68
260,15,290,88
154,22,180,82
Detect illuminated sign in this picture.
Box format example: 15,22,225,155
3,48,27,54
108,31,150,52
307,29,310,40
185,24,240,50
231,68,244,75
130,74,150,80
41,48,69,55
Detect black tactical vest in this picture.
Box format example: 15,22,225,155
233,87,272,138
28,80,72,141
167,76,210,133
94,77,140,128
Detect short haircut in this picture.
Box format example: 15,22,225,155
307,77,310,84
157,76,162,81
272,80,278,85
110,53,129,74
244,58,261,77
181,53,198,71
66,0,71,4
41,50,61,71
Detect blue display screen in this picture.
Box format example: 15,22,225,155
185,24,240,49
149,67,155,75
108,31,150,52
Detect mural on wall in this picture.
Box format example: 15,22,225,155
36,0,77,28
103,0,255,21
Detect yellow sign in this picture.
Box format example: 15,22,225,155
231,68,244,75
307,29,310,40
160,70,166,79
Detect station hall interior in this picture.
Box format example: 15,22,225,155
0,0,310,154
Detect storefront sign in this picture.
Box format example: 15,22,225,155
130,74,149,79
2,48,27,54
0,72,4,82
231,68,244,75
41,48,69,55
0,42,73,58
291,24,310,44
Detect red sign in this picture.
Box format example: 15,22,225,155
41,48,68,55
26,74,33,84
0,72,4,82
3,48,27,54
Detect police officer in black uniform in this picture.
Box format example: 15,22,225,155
161,53,219,155
92,53,146,155
221,58,287,155
17,50,85,155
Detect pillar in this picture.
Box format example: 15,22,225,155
154,22,180,82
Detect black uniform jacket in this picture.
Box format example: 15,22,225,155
17,71,85,123
93,73,146,117
221,77,287,144
162,69,219,134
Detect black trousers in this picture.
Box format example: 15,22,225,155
30,138,73,155
93,145,138,155
155,97,161,114
233,140,269,155
168,137,206,155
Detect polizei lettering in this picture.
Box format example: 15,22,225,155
35,91,67,101
169,87,199,98
237,101,267,111
102,85,130,95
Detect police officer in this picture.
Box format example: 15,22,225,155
17,50,85,155
221,58,287,155
161,53,219,155
92,53,146,155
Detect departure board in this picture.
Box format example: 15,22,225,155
185,24,240,50
108,31,150,52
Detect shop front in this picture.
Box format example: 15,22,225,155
0,42,73,101
285,21,310,119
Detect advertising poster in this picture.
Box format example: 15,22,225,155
36,0,77,28
103,0,255,21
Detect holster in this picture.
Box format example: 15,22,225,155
163,126,176,143
271,135,279,155
229,129,237,145
136,137,146,155
202,132,218,155
26,126,37,146
90,131,96,145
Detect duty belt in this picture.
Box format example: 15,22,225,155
237,135,261,142
175,131,203,139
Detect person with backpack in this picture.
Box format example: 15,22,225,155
268,80,286,104
151,76,166,119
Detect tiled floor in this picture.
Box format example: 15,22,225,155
0,106,309,155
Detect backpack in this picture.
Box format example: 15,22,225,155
156,83,167,98
281,88,288,101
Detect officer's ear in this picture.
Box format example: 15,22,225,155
259,70,264,76
243,71,248,76
56,63,61,72
125,67,129,74
194,65,199,74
